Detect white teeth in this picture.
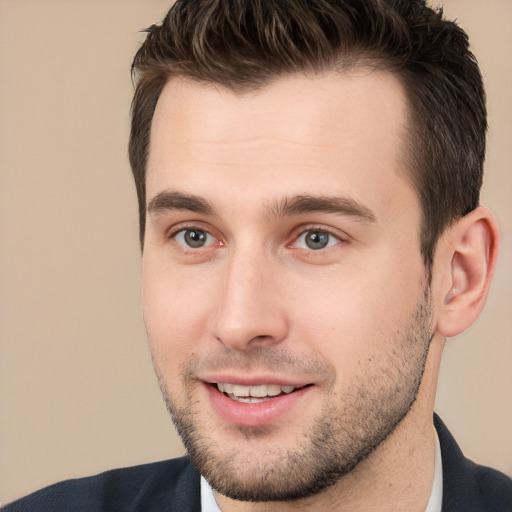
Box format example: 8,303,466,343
233,385,250,397
266,384,282,396
216,383,298,398
249,385,268,398
231,395,267,404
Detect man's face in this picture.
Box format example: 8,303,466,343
142,72,434,501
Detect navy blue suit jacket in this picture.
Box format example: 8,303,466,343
3,416,511,511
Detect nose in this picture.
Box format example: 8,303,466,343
211,250,289,351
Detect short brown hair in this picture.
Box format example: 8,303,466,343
129,0,486,267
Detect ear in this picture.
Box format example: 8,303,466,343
435,206,500,338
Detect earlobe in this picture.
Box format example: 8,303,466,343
436,207,500,338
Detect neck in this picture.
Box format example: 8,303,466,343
215,337,444,512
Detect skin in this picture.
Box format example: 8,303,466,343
141,71,499,511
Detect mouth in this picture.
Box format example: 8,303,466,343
216,382,300,403
205,380,314,427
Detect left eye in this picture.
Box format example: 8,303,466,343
174,228,215,248
294,230,340,250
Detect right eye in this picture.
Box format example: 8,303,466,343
174,228,215,248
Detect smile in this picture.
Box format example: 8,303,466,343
216,383,297,403
205,380,314,426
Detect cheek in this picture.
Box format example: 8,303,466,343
142,259,217,370
289,258,424,362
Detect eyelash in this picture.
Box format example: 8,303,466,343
167,224,346,252
288,225,345,252
168,224,221,250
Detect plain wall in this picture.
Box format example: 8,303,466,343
0,0,511,505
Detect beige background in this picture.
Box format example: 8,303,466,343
0,0,511,505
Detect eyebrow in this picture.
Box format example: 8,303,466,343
147,190,377,223
147,191,214,216
268,195,377,223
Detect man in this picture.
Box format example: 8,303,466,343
2,0,511,511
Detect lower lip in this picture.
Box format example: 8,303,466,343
204,384,313,427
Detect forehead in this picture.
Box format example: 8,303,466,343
147,71,416,219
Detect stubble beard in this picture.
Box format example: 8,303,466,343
154,286,434,503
